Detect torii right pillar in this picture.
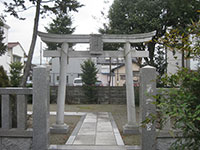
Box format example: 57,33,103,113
123,42,139,134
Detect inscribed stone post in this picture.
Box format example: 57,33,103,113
33,66,50,150
140,66,156,150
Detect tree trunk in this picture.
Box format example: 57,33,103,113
182,50,185,68
20,0,41,87
147,41,156,66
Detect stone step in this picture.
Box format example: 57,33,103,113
126,145,141,150
49,145,127,150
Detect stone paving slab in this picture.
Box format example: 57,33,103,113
73,112,117,146
73,135,95,145
96,132,116,145
64,112,126,149
27,111,87,116
97,125,112,132
81,122,96,129
49,145,141,150
126,145,141,150
78,130,95,136
49,145,127,150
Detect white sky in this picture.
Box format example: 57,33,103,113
1,0,114,64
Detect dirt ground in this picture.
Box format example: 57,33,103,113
49,115,81,144
28,104,140,145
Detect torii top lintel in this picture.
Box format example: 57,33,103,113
38,31,156,44
38,31,156,57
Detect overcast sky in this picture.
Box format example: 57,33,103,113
1,0,114,64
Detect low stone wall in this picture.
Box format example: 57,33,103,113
50,86,139,104
0,67,50,150
157,137,177,150
156,131,184,150
0,137,32,150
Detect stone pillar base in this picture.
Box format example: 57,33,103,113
123,124,139,134
50,123,69,134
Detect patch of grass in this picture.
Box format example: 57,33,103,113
76,105,95,110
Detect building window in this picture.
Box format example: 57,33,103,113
120,75,125,80
13,55,21,62
7,50,11,57
133,78,138,82
133,71,139,77
78,74,82,78
29,76,32,81
66,76,68,83
57,76,59,81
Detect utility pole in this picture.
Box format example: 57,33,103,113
108,57,112,104
40,42,42,65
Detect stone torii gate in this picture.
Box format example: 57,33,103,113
38,31,156,134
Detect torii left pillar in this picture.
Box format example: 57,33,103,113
50,43,69,133
123,42,139,134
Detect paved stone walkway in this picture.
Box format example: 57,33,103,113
49,112,127,150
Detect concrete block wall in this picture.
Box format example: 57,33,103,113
50,86,129,104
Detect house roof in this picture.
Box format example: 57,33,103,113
111,58,139,72
3,23,10,29
8,42,19,49
8,42,27,56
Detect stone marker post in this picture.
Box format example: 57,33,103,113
51,43,69,133
33,66,50,150
123,42,138,134
140,66,156,150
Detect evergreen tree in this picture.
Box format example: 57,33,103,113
0,17,7,56
81,59,98,103
0,65,10,128
45,14,75,50
0,66,9,87
10,62,23,87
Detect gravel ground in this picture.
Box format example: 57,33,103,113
28,104,140,145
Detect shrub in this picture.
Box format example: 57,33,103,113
157,68,200,149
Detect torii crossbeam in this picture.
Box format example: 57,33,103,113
38,31,156,134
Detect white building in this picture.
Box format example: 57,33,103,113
97,65,115,86
49,57,101,86
167,50,183,75
0,42,26,75
0,23,26,75
167,49,199,75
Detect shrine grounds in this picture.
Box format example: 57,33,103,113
27,104,140,146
